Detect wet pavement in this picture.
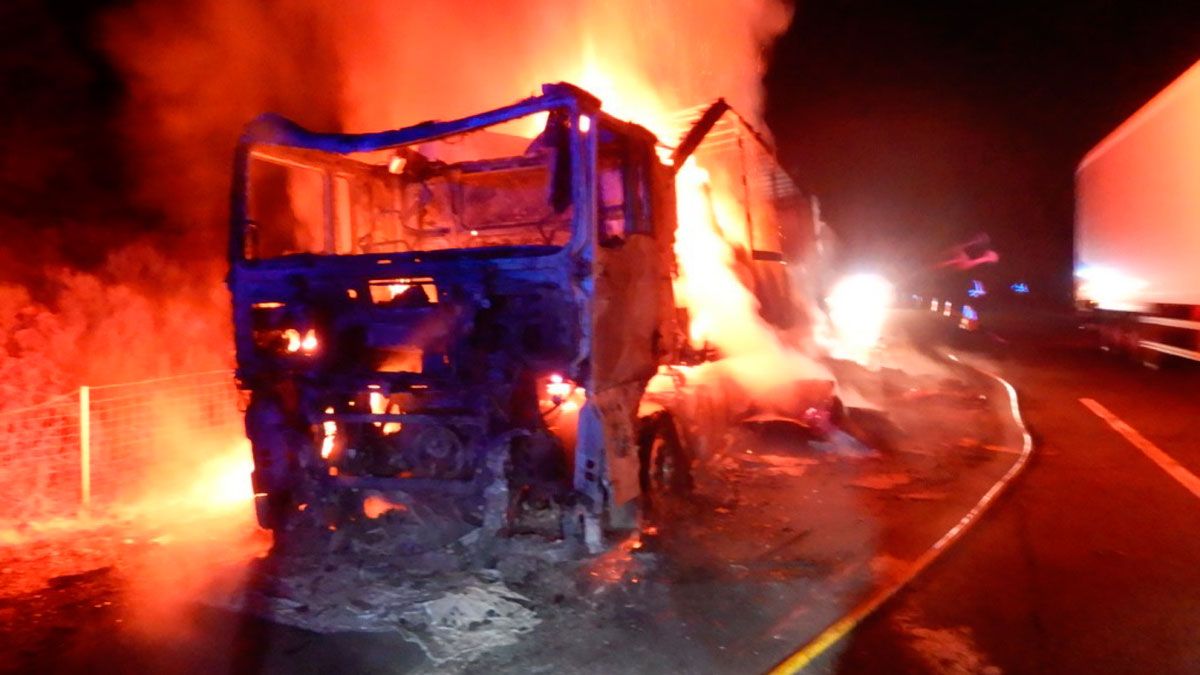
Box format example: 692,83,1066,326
826,311,1200,674
0,313,1027,674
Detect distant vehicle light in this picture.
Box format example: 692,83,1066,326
958,304,980,330
1011,282,1030,294
968,280,986,298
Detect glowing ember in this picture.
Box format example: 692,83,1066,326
369,391,386,414
545,373,572,402
321,406,337,459
282,328,302,353
362,494,408,519
369,391,402,435
300,329,318,352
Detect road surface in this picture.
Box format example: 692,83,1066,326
4,311,1197,674
824,312,1200,673
2,315,1021,674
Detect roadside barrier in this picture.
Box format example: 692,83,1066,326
0,370,241,523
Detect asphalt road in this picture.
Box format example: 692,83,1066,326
2,318,1021,675
825,312,1200,673
6,311,1197,674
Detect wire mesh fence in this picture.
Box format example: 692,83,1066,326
0,370,244,523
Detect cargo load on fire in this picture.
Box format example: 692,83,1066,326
228,83,831,545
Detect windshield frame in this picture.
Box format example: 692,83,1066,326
229,85,601,265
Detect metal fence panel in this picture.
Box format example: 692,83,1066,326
0,371,244,523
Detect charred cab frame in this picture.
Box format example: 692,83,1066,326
228,83,690,538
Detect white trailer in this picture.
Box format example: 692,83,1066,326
1076,59,1200,363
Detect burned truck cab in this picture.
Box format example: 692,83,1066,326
228,84,678,533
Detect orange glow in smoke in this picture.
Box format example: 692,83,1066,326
201,441,256,507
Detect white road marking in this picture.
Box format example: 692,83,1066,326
1080,398,1200,500
770,354,1033,673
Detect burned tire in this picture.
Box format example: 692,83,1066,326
245,392,305,530
637,411,692,510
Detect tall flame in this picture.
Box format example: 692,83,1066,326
102,0,826,456
328,0,823,394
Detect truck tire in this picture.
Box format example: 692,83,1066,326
245,393,303,530
637,411,692,511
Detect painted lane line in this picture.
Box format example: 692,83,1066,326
1079,398,1200,500
769,356,1034,674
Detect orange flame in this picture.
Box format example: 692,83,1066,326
320,406,337,458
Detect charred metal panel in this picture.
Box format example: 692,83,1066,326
229,86,606,530
590,381,645,506
583,122,679,509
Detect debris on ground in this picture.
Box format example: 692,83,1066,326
850,473,914,490
736,452,818,477
417,583,541,663
1,320,1026,674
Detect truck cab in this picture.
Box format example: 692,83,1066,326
229,84,682,533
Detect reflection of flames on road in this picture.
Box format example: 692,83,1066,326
584,532,649,586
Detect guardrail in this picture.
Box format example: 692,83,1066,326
0,370,244,523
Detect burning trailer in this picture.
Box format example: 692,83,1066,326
228,83,832,548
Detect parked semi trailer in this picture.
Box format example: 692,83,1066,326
1076,59,1200,363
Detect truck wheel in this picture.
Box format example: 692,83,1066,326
246,393,302,530
637,411,692,511
253,490,290,531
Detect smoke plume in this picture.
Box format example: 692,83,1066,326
101,0,793,231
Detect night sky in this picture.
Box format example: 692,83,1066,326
2,1,1198,306
765,1,1200,305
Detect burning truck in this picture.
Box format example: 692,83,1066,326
228,83,832,546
